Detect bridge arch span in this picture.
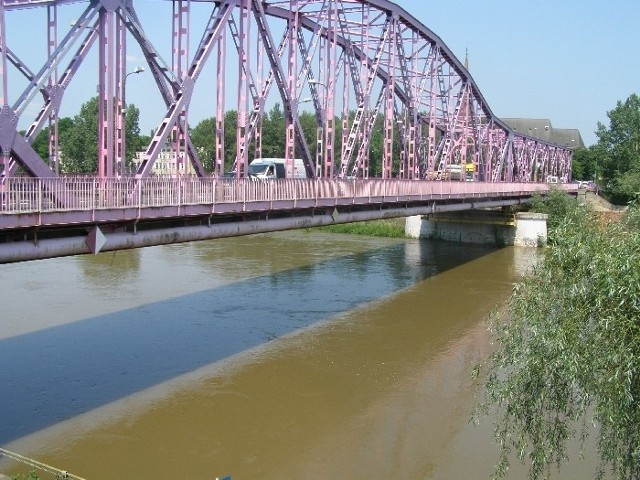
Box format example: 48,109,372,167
0,0,571,183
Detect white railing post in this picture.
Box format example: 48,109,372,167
37,178,42,211
293,179,297,207
93,179,97,210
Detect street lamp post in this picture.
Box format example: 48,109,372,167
122,66,144,174
123,66,144,111
308,79,326,88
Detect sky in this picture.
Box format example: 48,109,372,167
6,0,640,147
395,0,640,147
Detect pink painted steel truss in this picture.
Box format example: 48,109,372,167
0,0,572,182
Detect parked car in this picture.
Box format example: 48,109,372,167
586,181,600,193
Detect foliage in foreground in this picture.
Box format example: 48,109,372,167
477,194,640,479
529,188,583,244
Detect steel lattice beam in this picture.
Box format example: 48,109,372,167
0,0,572,183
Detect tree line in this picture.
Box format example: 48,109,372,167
30,98,391,176
571,93,640,204
31,97,145,173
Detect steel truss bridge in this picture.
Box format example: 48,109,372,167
0,0,572,181
0,0,575,261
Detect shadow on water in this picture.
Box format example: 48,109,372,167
1,239,497,444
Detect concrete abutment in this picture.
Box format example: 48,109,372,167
405,211,548,247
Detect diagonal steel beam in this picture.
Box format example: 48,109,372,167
252,0,314,177
134,1,232,177
13,1,100,117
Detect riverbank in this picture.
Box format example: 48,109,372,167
311,218,407,238
585,191,626,225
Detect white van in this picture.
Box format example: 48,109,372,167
248,158,307,179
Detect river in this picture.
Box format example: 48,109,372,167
0,231,599,479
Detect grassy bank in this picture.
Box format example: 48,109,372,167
312,218,407,238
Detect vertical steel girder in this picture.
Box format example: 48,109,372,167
254,22,264,161
235,0,250,177
214,21,226,176
0,0,10,176
47,4,59,174
114,11,125,176
170,0,190,177
284,0,298,177
321,0,337,178
381,15,396,179
0,0,572,183
97,9,115,178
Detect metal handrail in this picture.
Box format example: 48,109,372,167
0,176,568,215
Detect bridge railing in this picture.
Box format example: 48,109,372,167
0,176,563,215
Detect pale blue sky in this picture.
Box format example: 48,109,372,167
396,0,640,146
6,0,640,147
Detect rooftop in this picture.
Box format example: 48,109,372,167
501,118,584,149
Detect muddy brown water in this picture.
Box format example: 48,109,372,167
0,231,600,479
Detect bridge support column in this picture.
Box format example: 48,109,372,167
405,211,548,247
513,212,548,247
577,187,587,206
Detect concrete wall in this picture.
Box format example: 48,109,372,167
405,211,548,247
513,212,548,247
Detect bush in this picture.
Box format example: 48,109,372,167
312,219,407,238
529,188,585,244
477,195,640,479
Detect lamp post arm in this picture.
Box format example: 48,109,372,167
123,67,145,109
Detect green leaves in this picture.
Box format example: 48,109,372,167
595,93,640,204
58,97,142,174
190,117,215,172
189,105,405,176
479,196,640,479
60,97,99,173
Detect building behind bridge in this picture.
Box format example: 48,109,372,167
501,118,584,150
133,150,197,176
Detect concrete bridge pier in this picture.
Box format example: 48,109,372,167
405,211,548,247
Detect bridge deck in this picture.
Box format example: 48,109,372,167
0,177,577,262
0,177,571,230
